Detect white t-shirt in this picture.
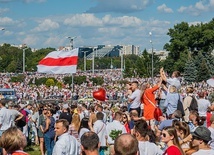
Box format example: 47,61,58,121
129,89,141,109
192,149,214,155
167,77,181,90
138,141,163,155
208,127,214,150
198,98,211,117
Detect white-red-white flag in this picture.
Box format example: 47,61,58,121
37,48,78,74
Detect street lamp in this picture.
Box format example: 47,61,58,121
120,49,124,79
66,36,77,50
92,47,97,74
82,50,88,71
149,32,154,84
23,47,28,73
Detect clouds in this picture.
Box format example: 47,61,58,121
0,17,16,25
32,19,59,32
64,14,142,28
0,8,9,14
0,0,213,51
157,4,173,13
64,14,102,27
178,0,214,16
86,0,154,13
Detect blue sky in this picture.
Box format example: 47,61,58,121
0,0,214,51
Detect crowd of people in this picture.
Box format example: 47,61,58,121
0,68,214,155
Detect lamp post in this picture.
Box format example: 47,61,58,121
149,32,154,84
121,49,123,79
23,47,28,73
92,47,96,74
82,51,88,71
66,36,77,49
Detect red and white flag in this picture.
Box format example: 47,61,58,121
37,48,78,74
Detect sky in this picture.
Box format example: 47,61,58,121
0,0,214,51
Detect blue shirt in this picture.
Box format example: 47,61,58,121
164,93,182,116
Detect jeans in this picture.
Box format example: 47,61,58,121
44,134,54,155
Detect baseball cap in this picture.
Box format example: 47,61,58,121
191,126,212,142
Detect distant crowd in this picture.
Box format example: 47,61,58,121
0,68,213,155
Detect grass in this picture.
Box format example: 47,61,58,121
24,145,40,155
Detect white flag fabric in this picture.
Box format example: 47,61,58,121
37,48,78,74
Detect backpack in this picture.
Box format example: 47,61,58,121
188,96,198,111
177,94,185,116
16,109,28,128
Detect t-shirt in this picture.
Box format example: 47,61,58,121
198,99,211,117
167,78,181,90
138,141,163,155
208,127,214,150
163,145,182,155
192,149,214,155
129,89,141,109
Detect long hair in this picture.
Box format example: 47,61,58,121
72,113,80,131
78,117,89,134
163,126,185,155
173,121,190,139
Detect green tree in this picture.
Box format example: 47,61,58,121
197,59,210,82
90,77,104,86
184,57,198,82
56,81,63,89
46,79,55,87
74,76,87,85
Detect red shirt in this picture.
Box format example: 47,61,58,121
163,145,182,155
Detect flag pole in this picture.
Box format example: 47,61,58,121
67,36,76,92
71,74,74,92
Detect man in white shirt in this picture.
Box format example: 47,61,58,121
0,99,21,155
128,81,142,117
160,68,181,90
96,105,107,123
106,111,127,155
89,112,107,155
0,100,13,135
52,119,79,155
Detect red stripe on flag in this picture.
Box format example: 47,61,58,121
38,56,78,66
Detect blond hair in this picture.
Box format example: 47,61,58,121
71,113,80,131
169,85,177,93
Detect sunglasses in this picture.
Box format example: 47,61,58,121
43,109,47,110
162,133,167,138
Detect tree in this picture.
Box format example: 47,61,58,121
163,19,214,77
184,58,198,82
46,79,55,87
197,58,211,82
